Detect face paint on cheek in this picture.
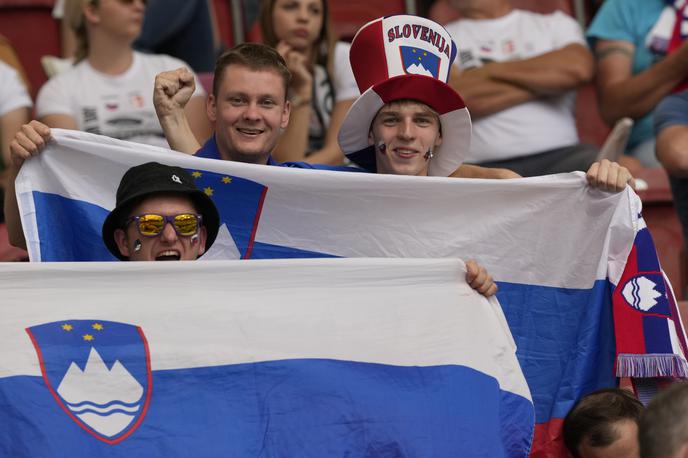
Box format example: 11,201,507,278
424,148,434,161
134,239,142,252
190,234,199,245
377,141,387,155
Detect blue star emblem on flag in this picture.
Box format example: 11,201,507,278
188,169,267,259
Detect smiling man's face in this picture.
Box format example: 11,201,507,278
113,193,207,261
207,64,291,165
368,100,443,177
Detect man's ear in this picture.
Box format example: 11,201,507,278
197,226,208,256
434,129,443,149
281,100,291,129
113,229,130,257
206,94,217,123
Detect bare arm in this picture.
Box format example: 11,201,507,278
657,125,688,177
3,121,52,249
449,65,535,119
1,107,30,168
487,43,594,95
153,68,202,154
450,164,521,179
271,42,313,163
299,98,352,165
272,98,311,162
39,113,78,130
184,95,213,145
595,40,688,125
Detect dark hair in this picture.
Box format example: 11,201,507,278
563,388,644,457
639,382,688,458
258,0,335,73
213,43,291,99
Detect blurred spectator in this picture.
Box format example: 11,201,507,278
37,0,211,148
0,56,31,260
259,0,359,165
587,0,688,168
444,0,597,177
563,388,643,458
655,90,688,244
53,0,219,73
639,382,688,458
134,0,219,73
0,60,31,170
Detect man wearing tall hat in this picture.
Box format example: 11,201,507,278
337,15,635,191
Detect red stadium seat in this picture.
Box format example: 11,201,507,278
575,82,611,148
197,72,214,94
329,0,407,41
0,0,60,100
211,0,235,48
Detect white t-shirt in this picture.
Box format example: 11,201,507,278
307,41,358,154
445,10,585,162
36,52,205,148
0,60,32,116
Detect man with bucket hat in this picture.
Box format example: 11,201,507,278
102,161,220,261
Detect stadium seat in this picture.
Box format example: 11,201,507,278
211,0,236,48
329,0,408,41
0,0,60,100
575,82,612,149
197,72,214,94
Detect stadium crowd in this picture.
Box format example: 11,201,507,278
1,0,688,456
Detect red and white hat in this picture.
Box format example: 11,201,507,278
338,15,471,177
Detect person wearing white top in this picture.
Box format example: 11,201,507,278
0,61,32,168
445,0,597,177
258,0,359,165
37,0,211,148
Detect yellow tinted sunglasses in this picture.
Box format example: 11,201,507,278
126,213,202,237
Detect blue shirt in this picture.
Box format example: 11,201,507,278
195,137,365,173
654,91,688,133
586,0,667,148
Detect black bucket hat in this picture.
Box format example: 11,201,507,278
102,162,220,260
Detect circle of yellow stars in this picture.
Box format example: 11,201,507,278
188,171,234,198
60,322,105,341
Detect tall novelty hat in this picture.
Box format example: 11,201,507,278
338,15,471,177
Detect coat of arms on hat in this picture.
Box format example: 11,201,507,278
400,46,441,78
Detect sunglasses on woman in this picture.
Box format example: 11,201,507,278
126,213,203,237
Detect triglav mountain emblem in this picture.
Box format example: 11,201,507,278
620,273,670,315
400,46,441,79
26,320,152,444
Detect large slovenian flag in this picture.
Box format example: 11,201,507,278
12,130,688,455
0,258,533,456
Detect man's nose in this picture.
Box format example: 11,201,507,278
397,119,414,140
243,102,260,121
159,223,178,243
